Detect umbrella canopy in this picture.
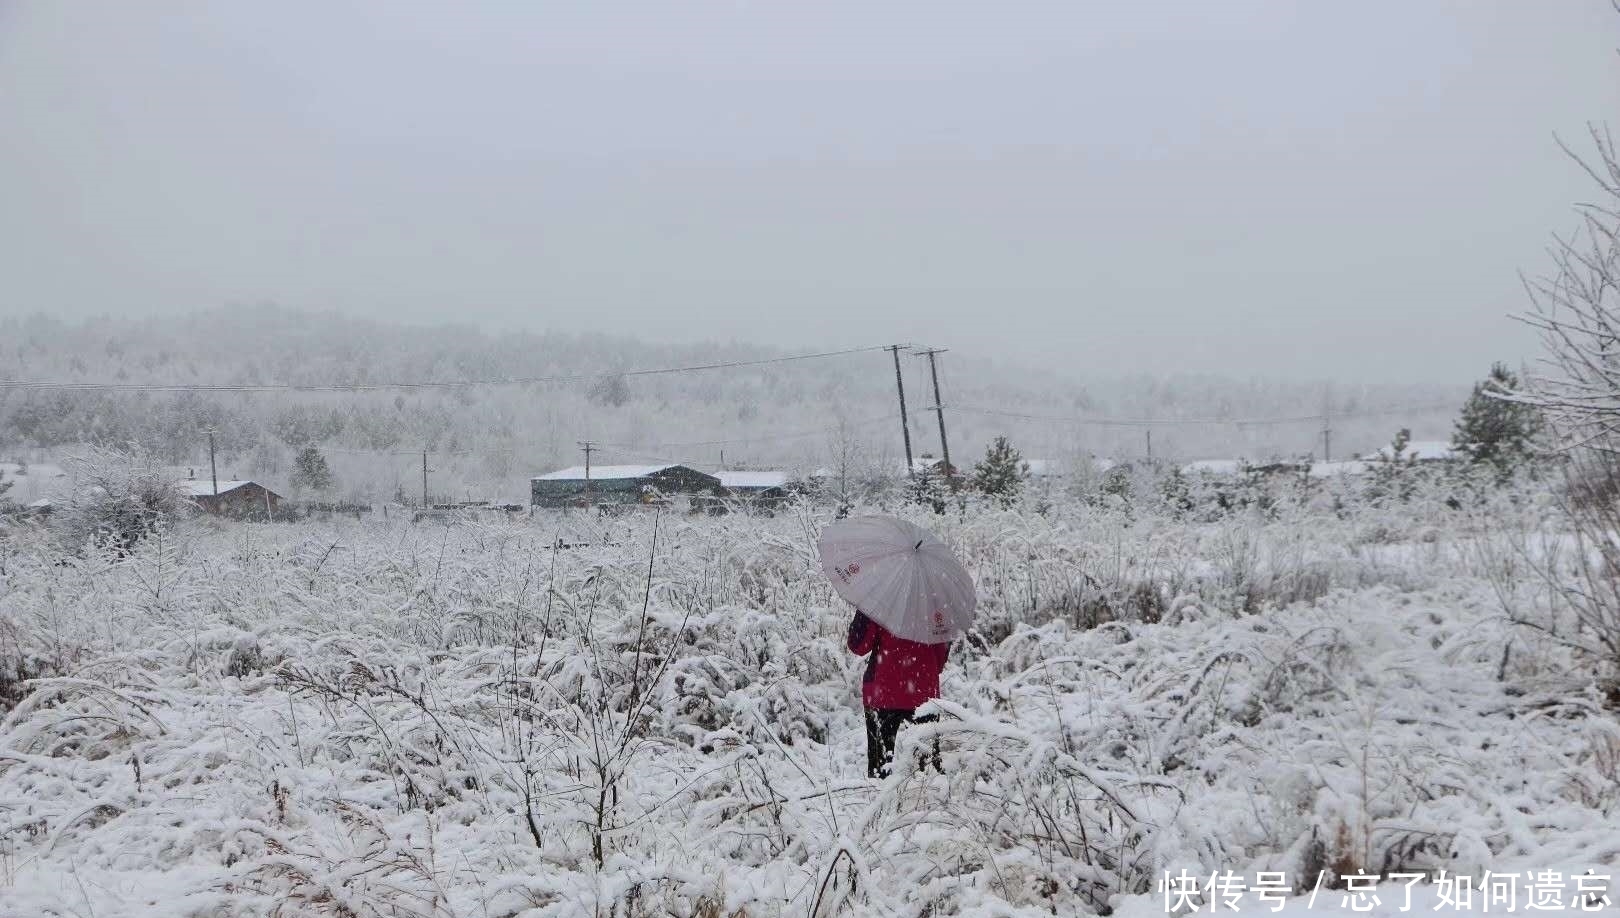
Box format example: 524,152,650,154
817,515,976,644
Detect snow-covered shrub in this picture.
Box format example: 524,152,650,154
1508,449,1620,689
0,479,1614,916
52,448,182,555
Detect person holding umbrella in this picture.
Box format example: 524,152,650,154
845,607,949,777
818,515,977,778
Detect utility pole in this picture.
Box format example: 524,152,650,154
422,450,430,508
206,428,219,497
1146,429,1153,461
578,441,596,504
885,345,915,480
1321,385,1333,462
915,348,955,490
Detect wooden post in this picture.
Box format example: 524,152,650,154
578,441,596,508
915,348,955,490
886,345,915,480
1321,384,1333,462
207,429,219,497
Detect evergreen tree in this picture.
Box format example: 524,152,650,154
972,436,1027,507
0,470,12,506
290,446,335,495
909,469,950,514
1367,428,1418,504
1452,362,1543,475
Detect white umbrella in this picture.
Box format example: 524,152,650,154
817,515,976,644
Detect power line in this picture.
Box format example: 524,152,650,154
948,402,1457,429
593,415,896,451
0,345,890,393
950,405,1318,427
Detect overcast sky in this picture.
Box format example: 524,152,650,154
1,2,1615,384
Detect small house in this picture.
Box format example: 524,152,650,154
906,455,960,480
530,464,723,510
178,479,285,519
718,470,792,513
1181,458,1310,479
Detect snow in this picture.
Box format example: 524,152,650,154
719,470,790,490
1022,458,1060,477
533,463,676,481
1310,460,1373,478
1362,440,1459,462
2,480,1617,916
0,462,67,479
0,462,69,504
1183,458,1245,475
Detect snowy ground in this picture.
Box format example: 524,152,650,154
0,494,1616,917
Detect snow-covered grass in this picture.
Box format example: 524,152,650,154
0,492,1615,917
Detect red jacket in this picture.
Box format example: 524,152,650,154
846,610,949,710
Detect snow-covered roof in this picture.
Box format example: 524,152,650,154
907,457,951,473
26,498,52,508
1182,459,1245,476
176,479,258,497
533,464,676,482
719,470,789,490
1361,441,1458,462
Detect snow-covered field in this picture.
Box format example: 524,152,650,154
0,491,1616,917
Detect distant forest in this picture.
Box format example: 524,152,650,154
0,308,1463,502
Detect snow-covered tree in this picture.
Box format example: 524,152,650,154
290,446,335,495
972,436,1026,507
1453,363,1543,474
589,374,631,408
1363,428,1420,505
1517,126,1620,451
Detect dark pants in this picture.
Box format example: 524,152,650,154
864,707,941,778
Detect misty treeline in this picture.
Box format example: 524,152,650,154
0,308,1460,502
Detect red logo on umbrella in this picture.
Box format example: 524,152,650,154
933,610,945,625
846,562,860,576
